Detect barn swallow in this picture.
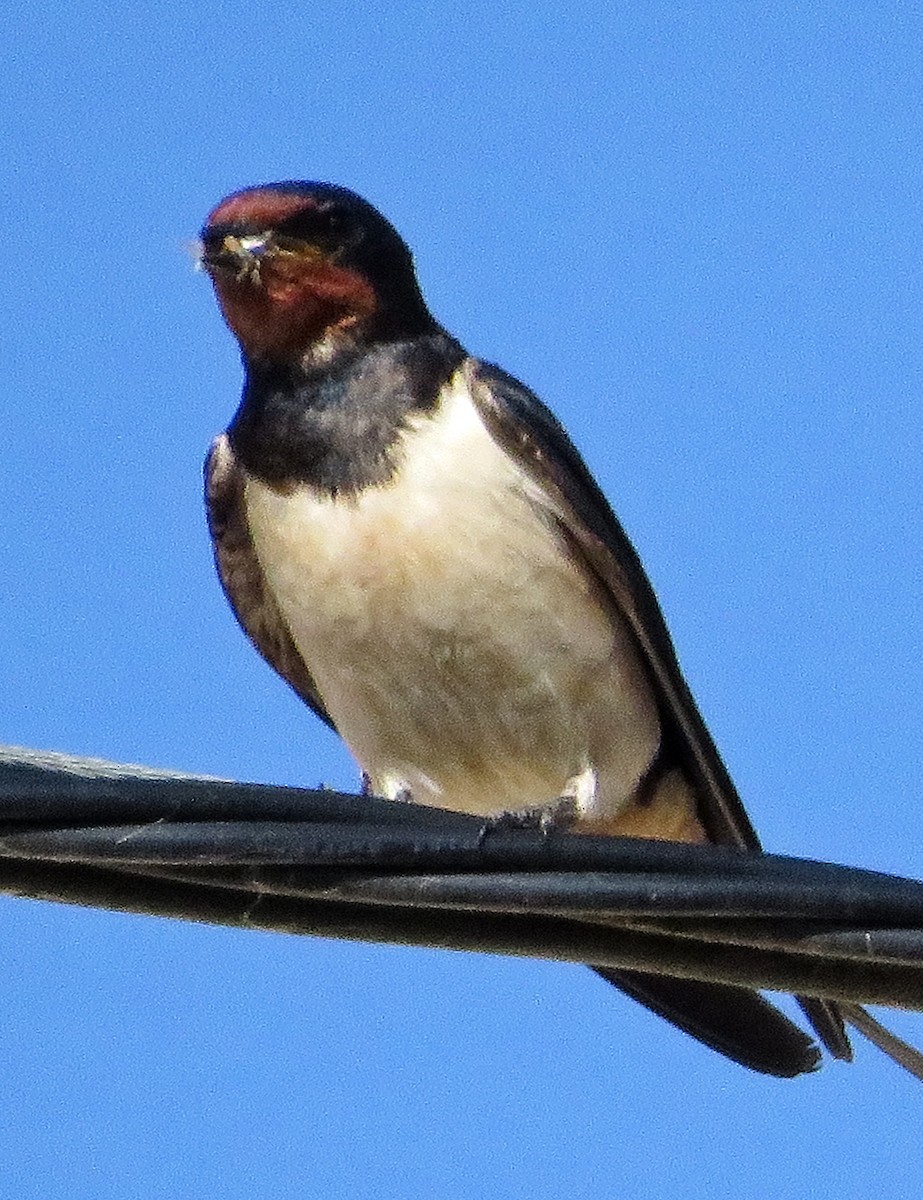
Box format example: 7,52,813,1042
199,181,887,1078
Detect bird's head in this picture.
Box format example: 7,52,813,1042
199,181,435,366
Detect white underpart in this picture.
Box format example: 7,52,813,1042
243,370,660,818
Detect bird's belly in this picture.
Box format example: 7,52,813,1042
243,395,660,816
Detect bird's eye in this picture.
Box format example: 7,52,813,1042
276,204,353,254
323,210,365,257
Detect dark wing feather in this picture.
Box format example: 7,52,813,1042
468,359,851,1071
594,968,821,1077
469,360,755,848
204,435,335,730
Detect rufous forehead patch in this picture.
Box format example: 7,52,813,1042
206,188,321,231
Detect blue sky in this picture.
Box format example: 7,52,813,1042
3,2,922,1195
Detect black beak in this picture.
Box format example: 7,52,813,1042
199,231,270,278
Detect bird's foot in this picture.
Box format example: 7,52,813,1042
479,765,596,840
481,794,580,838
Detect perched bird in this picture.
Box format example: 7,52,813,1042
199,181,900,1078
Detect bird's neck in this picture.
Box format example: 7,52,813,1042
228,333,466,494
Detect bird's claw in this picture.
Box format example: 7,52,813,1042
480,794,579,840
